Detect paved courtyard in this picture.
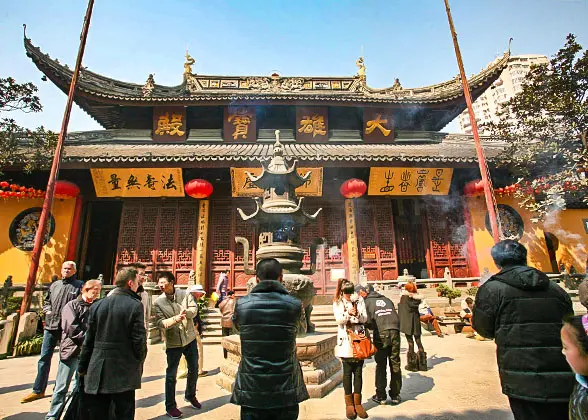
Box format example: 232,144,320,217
0,334,513,420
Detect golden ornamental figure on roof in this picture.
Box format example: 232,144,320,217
392,78,403,91
356,56,366,80
184,51,195,76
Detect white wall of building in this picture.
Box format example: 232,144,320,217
457,54,549,135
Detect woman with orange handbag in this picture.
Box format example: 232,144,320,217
333,278,369,419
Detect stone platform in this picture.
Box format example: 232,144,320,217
217,332,342,398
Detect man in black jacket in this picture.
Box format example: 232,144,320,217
45,279,102,420
473,240,574,420
22,261,83,403
231,258,309,420
79,267,147,420
359,284,402,406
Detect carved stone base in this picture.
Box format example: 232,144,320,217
217,332,342,399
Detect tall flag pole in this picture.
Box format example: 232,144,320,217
443,0,500,243
20,0,95,315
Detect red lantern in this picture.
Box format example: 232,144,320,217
184,179,213,199
55,180,80,199
0,181,8,189
463,179,484,196
340,178,367,199
10,184,18,191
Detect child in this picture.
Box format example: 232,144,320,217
561,314,588,419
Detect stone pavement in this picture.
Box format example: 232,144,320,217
0,334,513,420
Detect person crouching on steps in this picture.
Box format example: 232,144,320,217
399,282,427,372
333,278,369,419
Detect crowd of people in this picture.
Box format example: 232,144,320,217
16,239,588,419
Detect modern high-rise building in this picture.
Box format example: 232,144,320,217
458,54,549,134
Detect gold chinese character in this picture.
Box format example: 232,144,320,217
365,114,391,136
298,114,326,137
228,110,251,140
155,112,185,136
169,113,185,136
155,113,170,136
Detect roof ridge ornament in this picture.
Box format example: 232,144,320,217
142,74,155,97
392,78,402,91
184,50,195,77
356,56,366,81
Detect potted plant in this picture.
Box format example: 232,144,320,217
436,284,462,316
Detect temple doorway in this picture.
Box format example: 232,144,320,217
393,199,428,278
79,201,122,283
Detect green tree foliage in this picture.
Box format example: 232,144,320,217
487,34,588,219
436,284,462,307
0,77,57,174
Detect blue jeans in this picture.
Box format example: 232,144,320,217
33,329,60,394
165,339,198,410
45,357,79,419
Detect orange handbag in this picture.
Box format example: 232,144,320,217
347,326,377,360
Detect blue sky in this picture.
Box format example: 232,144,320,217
1,0,586,133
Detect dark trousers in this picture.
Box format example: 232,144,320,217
405,334,424,353
86,390,135,420
165,339,199,410
508,397,569,420
241,404,299,420
33,329,60,394
342,359,364,395
222,327,232,358
374,331,402,399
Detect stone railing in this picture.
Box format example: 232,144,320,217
370,273,565,292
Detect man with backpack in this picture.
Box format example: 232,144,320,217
358,284,402,405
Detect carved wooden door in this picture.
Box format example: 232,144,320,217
300,199,346,295
208,199,256,296
115,201,198,284
356,198,399,281
424,199,470,278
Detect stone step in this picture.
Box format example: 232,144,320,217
314,326,338,333
202,336,222,345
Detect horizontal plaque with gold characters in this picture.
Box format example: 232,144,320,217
91,168,185,198
368,167,453,196
231,167,323,197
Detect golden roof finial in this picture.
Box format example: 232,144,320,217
184,50,195,76
356,56,366,80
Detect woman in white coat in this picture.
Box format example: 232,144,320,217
333,278,369,419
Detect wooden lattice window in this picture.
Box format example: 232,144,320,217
115,201,198,284
425,199,470,278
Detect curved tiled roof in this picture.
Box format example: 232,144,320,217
25,36,509,107
61,134,507,166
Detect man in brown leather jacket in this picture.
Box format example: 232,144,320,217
219,290,236,358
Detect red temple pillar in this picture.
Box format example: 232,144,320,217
66,195,84,262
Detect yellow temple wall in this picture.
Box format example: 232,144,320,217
0,198,75,285
466,195,551,274
541,208,588,274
